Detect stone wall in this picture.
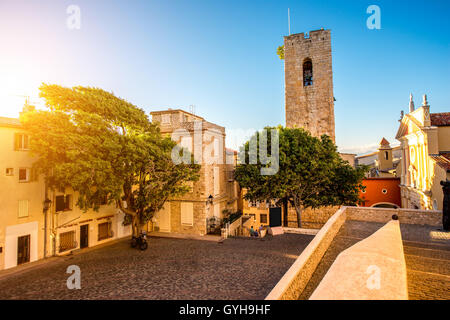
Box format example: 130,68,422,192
287,206,338,229
345,206,442,226
265,207,347,300
284,29,335,142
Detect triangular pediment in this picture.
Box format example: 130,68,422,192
395,115,421,139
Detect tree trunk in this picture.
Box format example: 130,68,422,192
295,206,302,228
132,215,141,238
292,196,302,228
283,197,288,227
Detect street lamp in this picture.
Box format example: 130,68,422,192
206,195,213,205
43,198,52,213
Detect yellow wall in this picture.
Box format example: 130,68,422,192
50,186,131,256
0,123,131,270
0,126,46,270
438,127,450,151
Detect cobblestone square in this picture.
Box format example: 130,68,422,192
0,234,313,300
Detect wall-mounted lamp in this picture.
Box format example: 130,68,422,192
43,198,52,213
206,195,213,205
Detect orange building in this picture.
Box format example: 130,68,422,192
359,177,401,208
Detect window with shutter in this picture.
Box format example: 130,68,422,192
14,133,29,151
18,200,29,218
65,195,73,210
260,214,268,224
180,202,194,226
59,231,76,252
18,168,29,182
214,166,219,195
55,195,66,212
98,222,112,241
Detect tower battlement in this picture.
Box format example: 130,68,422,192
284,29,330,42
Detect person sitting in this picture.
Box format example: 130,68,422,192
250,226,259,237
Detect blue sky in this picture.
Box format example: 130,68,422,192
0,0,448,154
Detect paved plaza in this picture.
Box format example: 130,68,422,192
0,233,313,300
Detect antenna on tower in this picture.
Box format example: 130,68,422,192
288,8,291,35
189,104,195,115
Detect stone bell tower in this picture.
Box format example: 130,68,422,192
284,29,335,142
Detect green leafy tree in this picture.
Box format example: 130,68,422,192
235,126,367,227
277,45,285,60
21,84,200,237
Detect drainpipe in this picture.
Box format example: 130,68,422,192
42,183,52,259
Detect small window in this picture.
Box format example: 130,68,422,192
14,133,29,151
181,202,194,226
260,214,267,224
361,189,366,194
385,151,389,160
250,214,256,222
382,189,388,194
303,59,313,86
6,168,14,176
98,222,113,241
18,168,29,182
213,138,219,158
214,166,220,196
18,200,29,218
55,195,73,212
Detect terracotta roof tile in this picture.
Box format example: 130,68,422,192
430,112,450,126
380,137,390,146
430,153,450,171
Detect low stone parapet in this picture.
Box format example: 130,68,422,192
309,220,408,300
265,207,347,300
346,206,442,226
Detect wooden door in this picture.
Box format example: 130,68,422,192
17,235,30,265
80,224,89,249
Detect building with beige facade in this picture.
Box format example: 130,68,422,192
150,109,240,236
0,115,131,270
0,117,46,270
396,94,450,210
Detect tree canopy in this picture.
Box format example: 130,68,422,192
21,84,200,236
234,126,367,227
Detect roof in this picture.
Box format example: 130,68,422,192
430,112,450,127
356,151,377,159
430,153,450,171
150,109,204,120
0,116,21,128
380,137,390,146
